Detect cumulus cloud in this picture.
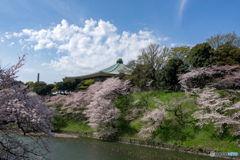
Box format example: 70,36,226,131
0,37,4,43
5,32,12,39
7,19,166,76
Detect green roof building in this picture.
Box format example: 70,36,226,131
63,58,131,82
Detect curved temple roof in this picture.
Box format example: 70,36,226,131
63,58,131,81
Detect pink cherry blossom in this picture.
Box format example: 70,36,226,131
0,55,54,159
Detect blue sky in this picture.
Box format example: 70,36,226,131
0,0,239,84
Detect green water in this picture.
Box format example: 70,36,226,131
42,136,224,160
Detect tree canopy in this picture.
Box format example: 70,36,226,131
168,45,190,62
207,31,240,49
130,43,169,90
187,42,214,68
156,58,189,89
206,31,240,66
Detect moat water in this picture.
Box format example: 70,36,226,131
37,136,225,160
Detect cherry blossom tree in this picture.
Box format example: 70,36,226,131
83,78,131,139
178,65,240,90
179,65,240,136
49,78,131,138
47,81,104,115
0,55,54,159
192,88,240,135
139,108,168,138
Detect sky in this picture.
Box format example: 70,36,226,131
0,0,239,84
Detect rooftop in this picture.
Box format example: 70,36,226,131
63,58,131,81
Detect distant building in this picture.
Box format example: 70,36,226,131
62,58,131,82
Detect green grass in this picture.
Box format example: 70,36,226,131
62,121,94,134
131,91,188,108
182,129,240,152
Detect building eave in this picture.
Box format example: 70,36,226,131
63,72,115,81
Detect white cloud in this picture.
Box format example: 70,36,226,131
163,37,169,41
41,63,50,66
171,43,176,47
8,42,15,46
178,0,188,23
13,32,23,37
22,68,35,72
0,37,4,43
5,32,12,39
6,19,167,76
170,43,193,48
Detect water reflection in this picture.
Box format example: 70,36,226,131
45,137,224,160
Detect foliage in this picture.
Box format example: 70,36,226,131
129,64,154,90
129,43,169,90
207,31,240,65
187,42,214,68
25,81,34,88
165,97,195,127
156,58,189,89
138,43,169,72
84,79,94,86
33,81,46,95
126,60,137,70
207,31,240,50
168,45,190,63
51,86,57,93
0,55,54,159
77,79,94,90
52,115,68,131
55,78,82,93
33,81,54,95
213,42,240,65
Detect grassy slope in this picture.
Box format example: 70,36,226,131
58,90,240,153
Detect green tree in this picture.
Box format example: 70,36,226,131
207,31,240,65
33,82,47,95
156,58,188,89
214,42,240,65
126,60,137,70
130,64,153,90
51,86,57,93
12,80,24,86
84,79,94,87
187,42,214,68
55,81,72,93
25,81,34,88
33,82,54,95
169,45,190,62
207,31,240,49
55,79,82,93
137,43,169,80
78,79,94,90
129,43,169,89
55,82,64,93
46,84,54,94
